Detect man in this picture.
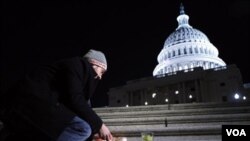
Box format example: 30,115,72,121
0,49,113,141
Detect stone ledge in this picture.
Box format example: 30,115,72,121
94,101,250,113
121,135,221,141
97,106,250,119
111,125,221,137
103,113,250,126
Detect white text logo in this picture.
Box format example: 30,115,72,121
226,129,246,136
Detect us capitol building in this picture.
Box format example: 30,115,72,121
108,4,249,107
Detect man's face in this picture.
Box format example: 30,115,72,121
92,65,106,80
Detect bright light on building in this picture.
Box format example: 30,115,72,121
121,137,127,141
189,95,193,99
243,96,246,100
152,93,156,98
175,90,179,94
165,98,169,102
234,93,240,99
145,101,148,105
190,64,194,68
126,104,129,107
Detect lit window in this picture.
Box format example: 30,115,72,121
190,64,194,68
179,66,182,71
184,65,188,70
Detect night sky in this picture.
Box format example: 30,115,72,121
1,0,250,107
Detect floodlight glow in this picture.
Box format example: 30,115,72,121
121,137,127,141
243,96,246,100
175,90,179,94
189,95,193,99
165,98,169,102
234,93,240,99
126,104,129,107
152,93,156,98
145,101,148,105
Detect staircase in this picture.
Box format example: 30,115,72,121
94,101,250,141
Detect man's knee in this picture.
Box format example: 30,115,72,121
74,116,92,137
78,123,91,138
57,116,93,141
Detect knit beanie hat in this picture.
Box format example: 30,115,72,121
83,49,107,70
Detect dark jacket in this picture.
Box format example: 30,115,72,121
1,57,103,139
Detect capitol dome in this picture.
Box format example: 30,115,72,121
153,4,226,77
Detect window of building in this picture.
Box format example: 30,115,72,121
195,48,198,53
117,99,121,103
190,87,196,91
222,96,227,102
220,82,226,87
184,48,187,54
200,48,203,53
205,48,208,54
189,48,193,54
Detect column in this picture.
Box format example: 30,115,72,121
195,79,201,102
181,82,186,103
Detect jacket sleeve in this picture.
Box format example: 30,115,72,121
60,60,103,134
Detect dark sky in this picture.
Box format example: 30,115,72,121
1,0,250,107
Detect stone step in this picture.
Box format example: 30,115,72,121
1,102,249,141
109,121,250,129
97,106,250,119
109,121,250,140
123,135,222,141
94,102,250,141
111,124,221,137
103,113,250,126
94,101,250,113
169,101,250,110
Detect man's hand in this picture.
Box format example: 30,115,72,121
99,124,113,141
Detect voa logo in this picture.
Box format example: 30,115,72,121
226,129,246,136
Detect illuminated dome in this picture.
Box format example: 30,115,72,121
153,4,226,76
164,28,209,48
